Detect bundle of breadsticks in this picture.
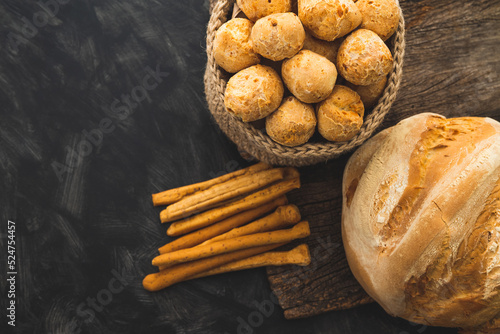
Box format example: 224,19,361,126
143,162,311,292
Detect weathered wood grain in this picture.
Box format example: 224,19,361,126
267,158,374,320
267,0,500,320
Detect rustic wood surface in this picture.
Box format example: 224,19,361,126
267,0,500,320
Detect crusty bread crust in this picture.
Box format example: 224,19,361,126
342,113,500,331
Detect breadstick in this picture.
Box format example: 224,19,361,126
158,196,288,254
152,221,310,268
188,244,311,280
282,166,300,180
157,201,296,271
201,204,301,245
143,244,282,292
165,175,300,236
162,168,286,222
152,162,271,206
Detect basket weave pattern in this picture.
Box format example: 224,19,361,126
204,0,406,166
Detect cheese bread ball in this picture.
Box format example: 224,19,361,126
213,18,261,73
250,12,305,61
337,29,393,86
346,75,387,109
224,65,284,122
236,0,293,22
266,96,317,146
302,31,343,63
259,57,283,77
298,0,362,41
356,0,400,41
282,49,337,103
317,85,364,141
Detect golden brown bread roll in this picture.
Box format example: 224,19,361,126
224,65,284,122
265,96,317,146
298,0,361,41
345,75,387,109
213,18,260,73
301,31,343,63
250,12,305,61
316,85,364,141
236,0,292,22
281,49,337,103
342,113,500,333
356,0,400,41
337,29,393,86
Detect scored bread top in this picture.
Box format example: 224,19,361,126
342,113,500,330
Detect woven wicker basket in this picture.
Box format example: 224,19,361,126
204,0,405,166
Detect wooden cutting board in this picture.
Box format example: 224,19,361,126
266,0,500,320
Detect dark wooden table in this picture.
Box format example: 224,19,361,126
0,0,498,333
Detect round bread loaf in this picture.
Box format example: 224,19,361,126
265,96,317,146
282,49,337,104
342,113,500,333
337,29,393,86
356,0,400,41
251,12,305,61
213,18,260,73
316,85,364,141
302,31,343,63
236,0,292,22
298,0,362,41
346,76,387,109
224,64,284,122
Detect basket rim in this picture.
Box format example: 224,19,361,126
204,0,406,166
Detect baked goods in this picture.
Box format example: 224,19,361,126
356,0,400,41
342,113,500,333
346,76,387,109
152,161,271,206
337,29,393,85
158,196,288,254
202,204,301,244
143,163,311,291
265,96,317,147
161,168,287,222
211,1,400,148
250,12,305,61
236,0,293,22
166,175,300,235
144,244,282,291
188,244,311,279
259,57,284,76
282,50,337,103
316,85,364,141
298,0,362,41
213,18,261,73
224,64,284,122
302,31,342,63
